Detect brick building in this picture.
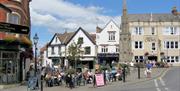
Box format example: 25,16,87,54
0,0,32,84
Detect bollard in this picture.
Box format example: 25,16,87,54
123,66,126,82
41,75,43,91
138,65,140,79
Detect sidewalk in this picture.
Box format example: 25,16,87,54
1,67,168,91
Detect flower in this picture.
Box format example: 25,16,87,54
144,52,149,56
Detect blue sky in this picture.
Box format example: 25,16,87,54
30,0,180,48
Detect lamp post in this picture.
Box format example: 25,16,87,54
33,33,39,76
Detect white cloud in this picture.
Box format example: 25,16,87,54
30,0,121,33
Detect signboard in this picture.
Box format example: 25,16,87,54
0,22,29,34
95,74,104,86
97,53,119,57
28,77,38,90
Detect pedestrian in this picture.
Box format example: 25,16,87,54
146,61,153,78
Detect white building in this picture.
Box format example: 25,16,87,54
96,20,121,66
40,44,52,67
46,27,96,69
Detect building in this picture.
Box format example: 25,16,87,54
47,27,96,69
40,43,51,67
0,0,32,84
121,0,180,65
96,20,120,67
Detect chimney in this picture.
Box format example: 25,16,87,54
96,26,102,33
171,7,178,15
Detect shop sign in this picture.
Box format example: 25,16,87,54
0,22,29,34
95,74,104,86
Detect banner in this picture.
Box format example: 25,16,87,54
95,74,104,86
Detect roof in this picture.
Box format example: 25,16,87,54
96,26,102,33
50,27,96,46
57,32,75,44
127,13,180,22
96,20,119,33
40,43,49,53
65,27,96,45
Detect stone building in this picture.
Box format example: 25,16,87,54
120,0,180,65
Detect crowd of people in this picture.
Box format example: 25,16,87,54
26,61,169,89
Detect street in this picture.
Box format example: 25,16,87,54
99,67,180,91
1,67,179,91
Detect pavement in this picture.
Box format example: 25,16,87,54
0,67,168,91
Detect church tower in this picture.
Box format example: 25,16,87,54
119,0,132,62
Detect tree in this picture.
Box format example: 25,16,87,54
67,40,83,69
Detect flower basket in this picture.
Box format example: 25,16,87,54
4,35,18,43
144,52,149,56
160,52,165,56
20,36,32,47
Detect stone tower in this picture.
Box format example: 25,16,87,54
119,0,132,62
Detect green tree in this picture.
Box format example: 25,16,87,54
67,40,83,69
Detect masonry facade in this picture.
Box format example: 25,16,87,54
0,0,32,84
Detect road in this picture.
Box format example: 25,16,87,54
100,67,180,91
1,67,179,91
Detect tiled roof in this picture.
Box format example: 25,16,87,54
57,32,75,44
40,43,48,53
128,13,180,22
90,34,96,44
96,26,102,33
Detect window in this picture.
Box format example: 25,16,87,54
55,37,58,43
134,56,143,62
170,27,177,35
135,27,143,35
101,46,108,53
164,41,179,49
108,32,115,41
78,37,83,44
58,46,61,55
8,13,20,24
166,56,179,63
175,41,178,48
116,47,119,52
175,56,179,62
51,47,55,54
152,43,156,50
151,27,155,35
134,41,143,49
84,47,91,54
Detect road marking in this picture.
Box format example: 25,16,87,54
165,87,169,91
156,88,161,91
154,79,158,87
159,77,166,86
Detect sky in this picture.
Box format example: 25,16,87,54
30,0,180,49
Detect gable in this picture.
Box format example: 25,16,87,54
49,33,61,45
66,27,96,46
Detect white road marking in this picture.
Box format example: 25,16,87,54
154,79,158,87
165,87,169,91
156,88,161,91
159,78,166,86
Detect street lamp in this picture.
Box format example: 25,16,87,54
33,33,39,76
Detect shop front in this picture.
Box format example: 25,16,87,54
97,53,119,67
0,51,19,84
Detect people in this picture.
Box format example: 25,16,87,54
145,61,153,78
